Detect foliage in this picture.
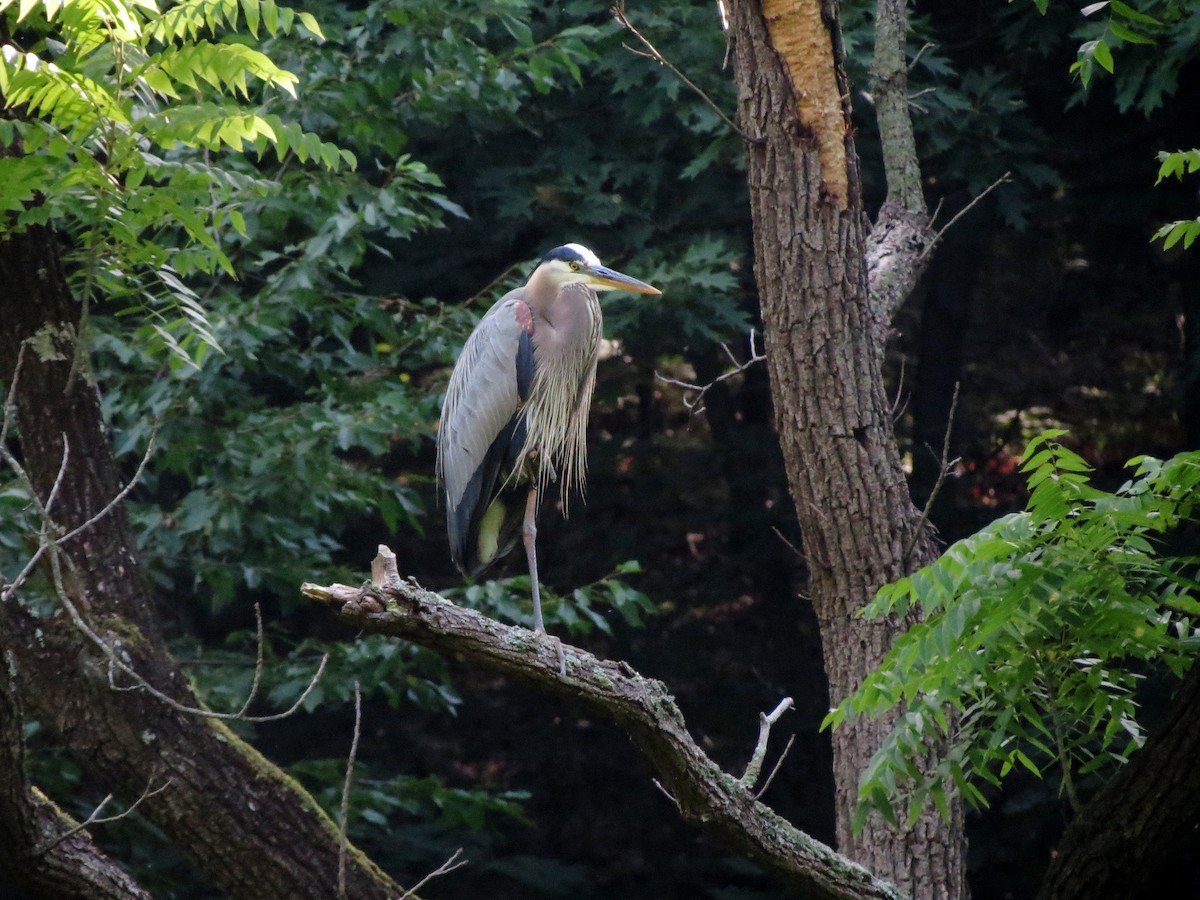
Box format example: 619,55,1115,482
1016,2,1200,257
446,559,656,637
0,0,355,364
179,632,461,718
1151,148,1200,249
293,758,532,835
1015,1,1200,112
826,432,1200,833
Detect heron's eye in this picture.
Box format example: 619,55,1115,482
569,261,580,271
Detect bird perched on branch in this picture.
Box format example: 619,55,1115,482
437,243,660,633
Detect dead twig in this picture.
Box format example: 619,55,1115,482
399,848,468,900
34,778,173,857
0,343,24,450
908,41,935,72
903,381,961,563
740,697,794,789
923,172,1011,260
652,777,680,809
656,329,766,416
754,734,796,801
337,681,362,900
1,421,159,602
612,2,761,144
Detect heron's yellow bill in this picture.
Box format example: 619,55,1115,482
587,265,661,295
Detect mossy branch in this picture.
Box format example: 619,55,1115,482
303,546,907,900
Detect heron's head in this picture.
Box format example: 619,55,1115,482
535,243,661,295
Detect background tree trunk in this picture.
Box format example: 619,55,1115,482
0,224,404,900
726,1,966,895
1036,660,1200,900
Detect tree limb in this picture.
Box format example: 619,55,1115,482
865,0,935,335
303,548,907,900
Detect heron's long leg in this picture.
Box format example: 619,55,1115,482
523,486,565,675
522,486,544,633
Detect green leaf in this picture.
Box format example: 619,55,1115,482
1110,0,1161,25
1107,19,1155,45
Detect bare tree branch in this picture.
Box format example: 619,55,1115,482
656,330,765,416
923,172,1012,260
904,382,961,563
34,778,173,858
303,548,907,900
755,735,796,801
739,697,794,789
0,411,328,724
337,681,363,900
611,2,761,144
399,848,468,900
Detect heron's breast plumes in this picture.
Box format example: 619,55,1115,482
518,283,602,512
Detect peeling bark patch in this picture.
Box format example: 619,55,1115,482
760,0,849,208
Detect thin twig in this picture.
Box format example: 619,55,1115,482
337,681,362,900
0,342,25,450
656,329,765,416
754,734,796,801
34,778,173,857
903,382,961,563
1,420,156,602
651,777,680,809
924,172,1011,259
45,542,326,723
908,41,935,72
57,417,160,546
42,434,71,518
739,697,794,788
234,603,267,718
463,262,524,307
399,848,468,900
770,526,803,561
889,357,907,420
611,2,761,143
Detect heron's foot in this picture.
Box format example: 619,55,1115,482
553,635,566,677
535,628,567,677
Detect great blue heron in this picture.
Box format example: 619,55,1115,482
437,243,660,633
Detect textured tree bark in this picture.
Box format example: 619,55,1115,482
724,1,964,896
1036,660,1200,900
0,224,404,899
0,654,152,900
305,555,908,900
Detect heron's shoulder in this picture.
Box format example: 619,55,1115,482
477,290,536,333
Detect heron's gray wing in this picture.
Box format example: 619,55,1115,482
437,293,534,572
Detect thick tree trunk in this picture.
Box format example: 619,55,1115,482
726,1,965,896
0,224,404,899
